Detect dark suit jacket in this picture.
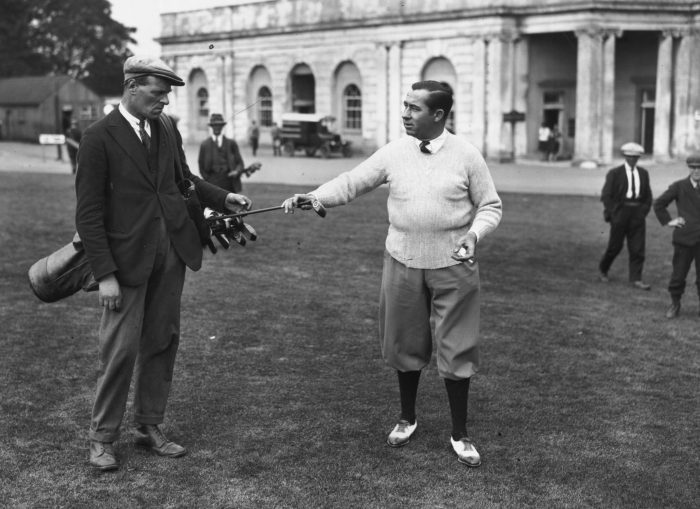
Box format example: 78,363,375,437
653,178,700,246
75,110,229,286
601,164,652,222
198,137,245,192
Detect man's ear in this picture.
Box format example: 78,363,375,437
433,109,445,122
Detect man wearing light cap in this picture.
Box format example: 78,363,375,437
598,142,652,290
75,55,252,471
653,153,700,318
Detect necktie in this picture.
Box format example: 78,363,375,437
138,119,151,152
630,169,636,199
419,140,431,154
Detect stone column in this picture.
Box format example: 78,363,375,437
673,29,694,156
654,31,674,161
484,31,515,160
601,30,622,164
513,35,528,157
471,38,487,154
574,27,604,165
387,42,403,142
375,43,389,147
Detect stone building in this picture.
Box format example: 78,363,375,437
157,0,700,164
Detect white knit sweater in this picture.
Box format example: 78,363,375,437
311,133,502,269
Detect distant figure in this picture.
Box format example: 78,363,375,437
198,113,250,193
65,119,82,174
598,142,652,290
548,124,561,161
653,153,700,318
538,122,552,161
271,122,281,156
248,120,260,156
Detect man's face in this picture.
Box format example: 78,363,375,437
211,124,224,136
126,76,171,120
624,154,641,167
402,88,443,141
689,165,700,182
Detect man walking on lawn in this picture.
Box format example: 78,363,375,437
598,142,653,290
653,153,700,318
282,80,502,467
75,56,251,471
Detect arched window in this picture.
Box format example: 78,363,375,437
343,84,361,131
197,88,209,117
258,86,272,127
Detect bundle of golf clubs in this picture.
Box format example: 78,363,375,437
203,197,326,253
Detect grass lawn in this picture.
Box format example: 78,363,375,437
1,171,698,508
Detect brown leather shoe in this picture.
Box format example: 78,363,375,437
134,424,187,458
632,281,651,290
666,301,681,319
89,440,119,471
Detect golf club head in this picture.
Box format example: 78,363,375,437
239,222,258,241
226,228,246,246
297,197,326,217
214,233,230,249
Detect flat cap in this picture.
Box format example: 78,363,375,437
686,153,700,167
208,113,226,126
620,142,645,157
123,55,185,86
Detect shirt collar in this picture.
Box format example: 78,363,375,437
413,129,449,154
119,103,150,136
624,161,637,172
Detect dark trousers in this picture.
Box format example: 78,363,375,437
89,221,186,442
668,242,700,300
599,205,647,281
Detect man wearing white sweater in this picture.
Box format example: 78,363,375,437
283,81,502,467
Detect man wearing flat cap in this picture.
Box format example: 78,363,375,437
598,142,652,290
653,153,700,318
75,55,252,471
198,113,260,193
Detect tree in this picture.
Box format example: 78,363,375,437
0,0,136,96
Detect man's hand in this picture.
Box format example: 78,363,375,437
225,193,252,212
98,274,122,311
452,231,478,262
282,193,314,213
668,217,686,228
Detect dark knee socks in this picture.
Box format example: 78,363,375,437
397,370,421,424
444,377,471,441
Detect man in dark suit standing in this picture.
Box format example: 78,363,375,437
653,153,700,318
598,142,652,290
75,56,251,471
198,113,259,192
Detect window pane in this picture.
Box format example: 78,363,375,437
258,86,273,127
343,84,362,130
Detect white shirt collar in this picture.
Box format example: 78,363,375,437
624,161,637,173
413,129,449,154
119,103,150,137
211,134,223,146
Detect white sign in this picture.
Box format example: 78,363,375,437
39,134,66,145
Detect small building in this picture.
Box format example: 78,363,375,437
157,0,700,165
0,75,102,142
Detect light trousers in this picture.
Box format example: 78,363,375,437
379,251,481,380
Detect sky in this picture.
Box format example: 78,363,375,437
109,0,236,56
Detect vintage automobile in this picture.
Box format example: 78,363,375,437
280,113,352,157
